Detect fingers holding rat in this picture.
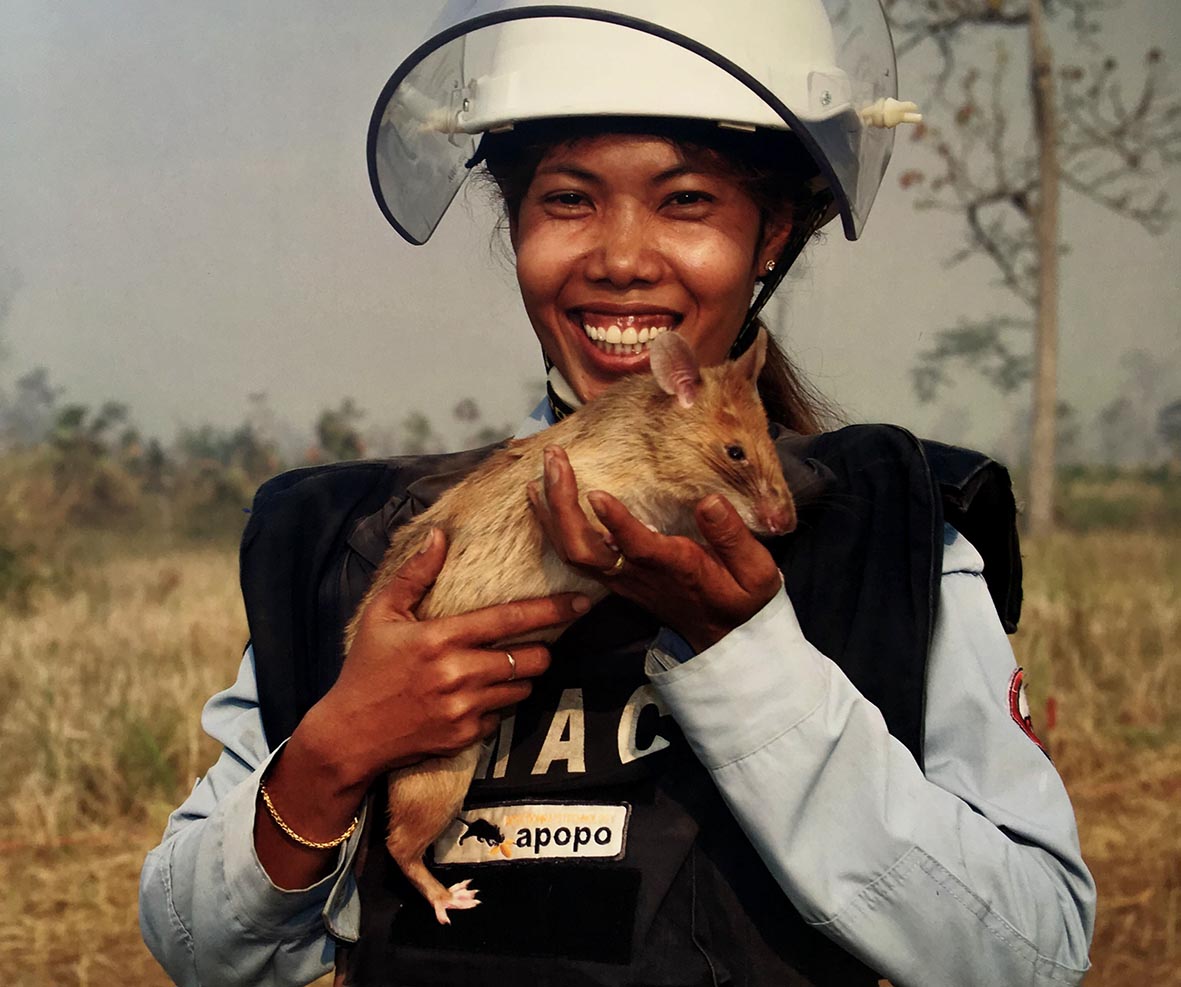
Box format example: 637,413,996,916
361,526,449,623
324,536,586,774
528,446,619,572
472,643,552,710
584,489,782,652
526,446,781,649
694,495,784,601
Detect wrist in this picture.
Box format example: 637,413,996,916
285,700,378,804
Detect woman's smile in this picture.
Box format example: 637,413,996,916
511,134,789,403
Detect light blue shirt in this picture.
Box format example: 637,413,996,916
140,405,1095,986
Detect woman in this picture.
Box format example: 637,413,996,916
139,3,1095,985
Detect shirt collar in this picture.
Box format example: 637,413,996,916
516,365,583,438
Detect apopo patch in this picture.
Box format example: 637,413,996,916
433,802,630,865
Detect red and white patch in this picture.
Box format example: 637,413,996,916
1008,668,1049,758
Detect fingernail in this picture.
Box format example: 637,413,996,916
702,498,726,522
544,448,558,484
572,595,591,614
587,491,607,516
417,528,436,553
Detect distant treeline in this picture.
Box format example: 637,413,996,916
0,365,1176,566
0,367,516,606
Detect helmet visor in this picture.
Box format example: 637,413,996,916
368,3,900,244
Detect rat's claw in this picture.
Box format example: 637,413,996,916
432,879,481,925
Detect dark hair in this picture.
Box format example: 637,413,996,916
479,117,839,434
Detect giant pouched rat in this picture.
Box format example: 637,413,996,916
343,327,796,924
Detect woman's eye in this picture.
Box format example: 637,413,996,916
546,191,588,208
668,191,712,207
726,444,746,462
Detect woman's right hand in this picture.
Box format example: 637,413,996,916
311,526,589,781
255,527,589,889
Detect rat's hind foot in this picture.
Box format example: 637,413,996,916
433,879,481,925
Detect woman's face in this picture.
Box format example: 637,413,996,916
510,134,790,404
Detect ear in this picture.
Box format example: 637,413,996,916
650,332,701,408
732,326,768,382
758,213,793,279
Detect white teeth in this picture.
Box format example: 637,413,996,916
579,318,674,355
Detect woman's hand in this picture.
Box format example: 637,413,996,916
529,445,782,652
256,527,589,888
310,527,590,784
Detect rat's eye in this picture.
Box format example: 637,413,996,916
726,444,746,462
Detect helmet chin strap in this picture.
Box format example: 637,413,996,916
545,365,582,421
545,193,831,421
729,193,830,360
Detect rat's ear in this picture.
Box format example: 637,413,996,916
732,326,768,382
650,332,701,408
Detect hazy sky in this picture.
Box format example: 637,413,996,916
1,1,1179,459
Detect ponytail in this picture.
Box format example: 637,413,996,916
757,323,840,435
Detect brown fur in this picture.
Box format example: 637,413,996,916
342,331,795,923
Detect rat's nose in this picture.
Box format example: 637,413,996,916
757,498,797,536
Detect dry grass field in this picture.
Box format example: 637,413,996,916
0,530,1177,986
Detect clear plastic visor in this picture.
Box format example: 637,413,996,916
368,7,898,244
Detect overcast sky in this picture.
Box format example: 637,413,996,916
1,1,1178,460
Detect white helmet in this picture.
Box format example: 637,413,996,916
368,0,919,246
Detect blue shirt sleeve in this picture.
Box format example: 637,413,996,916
646,528,1095,986
138,646,363,987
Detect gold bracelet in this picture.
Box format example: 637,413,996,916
258,780,359,850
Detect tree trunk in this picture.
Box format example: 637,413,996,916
1027,0,1060,536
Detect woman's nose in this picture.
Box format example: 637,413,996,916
584,207,662,288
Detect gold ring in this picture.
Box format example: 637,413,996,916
506,652,517,681
602,553,626,576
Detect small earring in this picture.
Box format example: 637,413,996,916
764,259,776,272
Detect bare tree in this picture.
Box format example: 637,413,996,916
316,397,366,462
1159,399,1181,471
886,0,1181,534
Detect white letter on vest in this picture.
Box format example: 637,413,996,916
474,713,516,780
532,689,585,775
617,684,670,764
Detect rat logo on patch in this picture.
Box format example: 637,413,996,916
1008,667,1050,759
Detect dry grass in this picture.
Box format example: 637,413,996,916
0,532,1176,986
1015,532,1181,984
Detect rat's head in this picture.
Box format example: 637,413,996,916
649,328,796,536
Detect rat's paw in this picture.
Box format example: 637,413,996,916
432,879,481,925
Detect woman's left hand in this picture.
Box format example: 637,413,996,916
528,445,783,652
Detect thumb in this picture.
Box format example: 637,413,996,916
695,495,745,548
696,496,780,598
695,495,763,576
376,527,448,619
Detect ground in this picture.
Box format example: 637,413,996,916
0,533,1176,985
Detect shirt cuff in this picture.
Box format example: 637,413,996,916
221,745,363,939
645,585,830,768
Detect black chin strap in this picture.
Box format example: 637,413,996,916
545,193,832,421
728,194,831,360
546,378,578,422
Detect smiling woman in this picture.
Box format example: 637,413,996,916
482,118,833,428
138,3,1094,986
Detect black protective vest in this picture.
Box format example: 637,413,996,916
240,424,1021,987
